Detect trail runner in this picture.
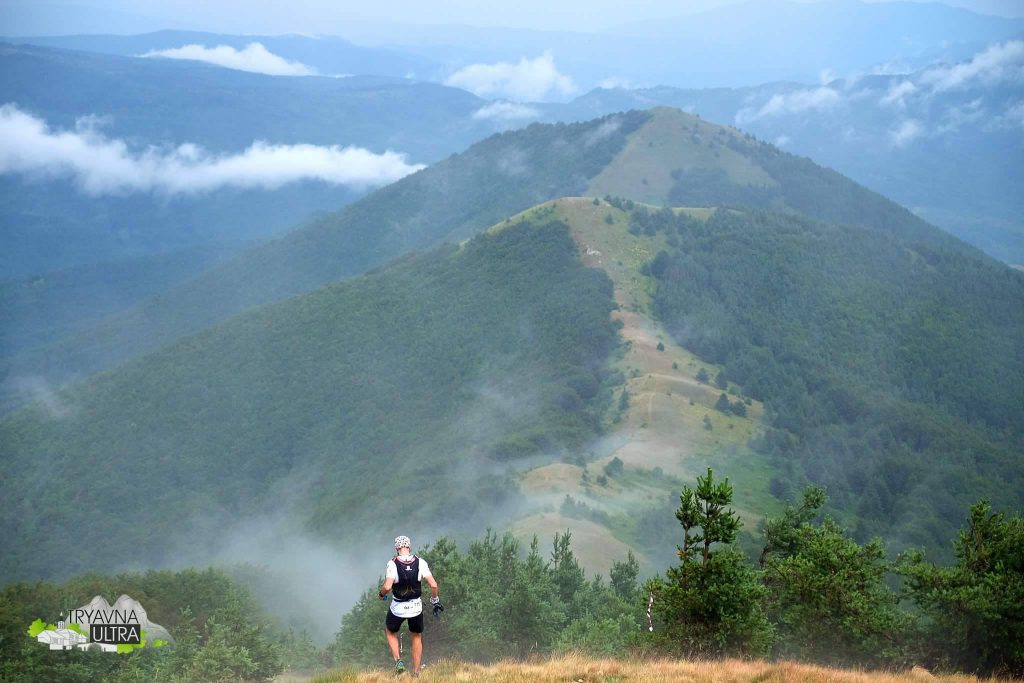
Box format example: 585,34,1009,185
379,535,442,676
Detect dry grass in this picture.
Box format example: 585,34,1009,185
508,512,637,574
585,107,776,205
309,653,1008,683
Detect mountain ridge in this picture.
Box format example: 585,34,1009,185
2,106,987,415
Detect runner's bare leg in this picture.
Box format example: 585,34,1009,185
385,628,400,659
411,632,422,672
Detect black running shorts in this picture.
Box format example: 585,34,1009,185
385,609,424,634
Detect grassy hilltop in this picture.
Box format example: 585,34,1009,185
309,654,1010,683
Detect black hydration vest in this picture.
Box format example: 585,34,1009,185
392,556,422,602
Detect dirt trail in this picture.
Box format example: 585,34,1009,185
509,199,766,568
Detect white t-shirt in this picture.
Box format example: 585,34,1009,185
386,555,432,618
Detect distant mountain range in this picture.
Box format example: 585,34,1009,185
2,37,1020,283
0,42,495,278
0,30,439,80
12,1,1022,88
0,241,246,359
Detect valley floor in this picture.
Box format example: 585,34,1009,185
300,654,1006,683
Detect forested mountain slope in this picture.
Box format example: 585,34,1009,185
497,198,1023,568
0,219,619,581
0,242,248,359
623,201,1022,551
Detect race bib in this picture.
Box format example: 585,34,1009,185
390,597,422,618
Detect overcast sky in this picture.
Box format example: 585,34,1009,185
2,0,1023,36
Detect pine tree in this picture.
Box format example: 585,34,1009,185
646,468,773,656
603,456,624,477
609,551,640,602
899,500,1024,676
760,487,907,666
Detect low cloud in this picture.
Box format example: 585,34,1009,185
195,512,380,642
736,87,840,123
495,145,528,176
0,104,424,195
889,119,925,148
869,61,914,77
583,118,622,146
936,98,986,134
471,101,541,122
597,76,632,90
4,376,73,419
141,42,317,76
880,80,918,107
872,42,1024,135
445,51,577,101
990,101,1024,131
919,40,1024,92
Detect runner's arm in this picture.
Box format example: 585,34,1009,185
380,562,397,598
425,574,439,599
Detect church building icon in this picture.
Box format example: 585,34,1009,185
34,612,118,652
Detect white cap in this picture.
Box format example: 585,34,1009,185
394,535,411,550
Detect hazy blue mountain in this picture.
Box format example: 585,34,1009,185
0,43,501,277
342,0,1024,89
0,43,473,154
0,241,250,359
11,2,1022,92
0,177,356,280
607,0,1024,86
1,30,438,79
